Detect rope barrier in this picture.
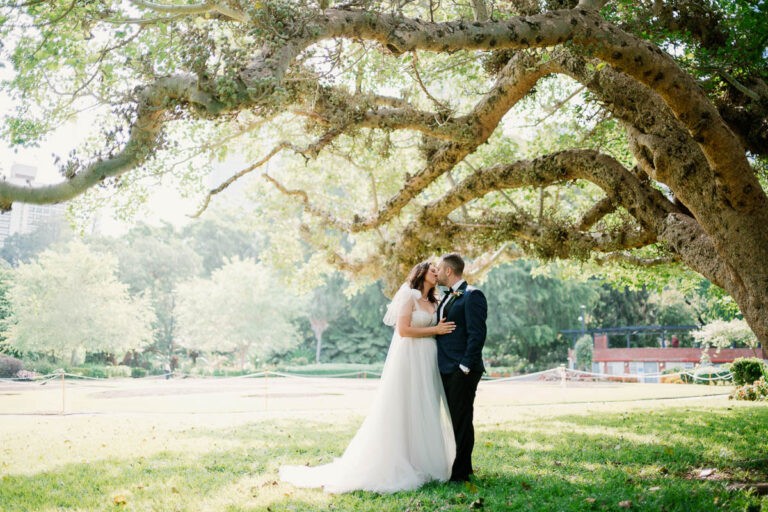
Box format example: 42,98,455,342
480,368,557,383
0,366,733,385
563,367,732,382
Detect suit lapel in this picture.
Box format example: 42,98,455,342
443,281,469,319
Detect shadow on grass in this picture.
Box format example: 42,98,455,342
2,408,766,511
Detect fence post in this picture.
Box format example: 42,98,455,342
560,364,566,387
60,370,66,415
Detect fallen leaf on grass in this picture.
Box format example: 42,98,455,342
658,466,669,474
553,461,563,466
469,498,484,509
664,447,674,456
113,495,127,506
171,487,180,494
649,486,661,491
465,482,478,493
619,500,632,508
585,498,596,503
698,468,715,478
520,481,531,491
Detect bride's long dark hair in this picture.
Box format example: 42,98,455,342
407,261,438,304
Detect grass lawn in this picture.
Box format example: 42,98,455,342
0,379,766,511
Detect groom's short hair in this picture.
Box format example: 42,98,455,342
441,253,464,277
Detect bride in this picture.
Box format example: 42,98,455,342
279,261,457,493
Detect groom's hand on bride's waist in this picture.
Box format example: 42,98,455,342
459,364,469,374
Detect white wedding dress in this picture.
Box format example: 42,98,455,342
279,288,456,494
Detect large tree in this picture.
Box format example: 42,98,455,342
98,223,203,359
175,258,303,369
1,1,766,342
4,240,154,364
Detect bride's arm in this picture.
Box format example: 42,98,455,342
396,296,455,338
398,316,456,338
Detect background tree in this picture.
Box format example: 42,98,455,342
98,223,203,362
4,240,154,364
306,273,346,363
1,0,765,343
591,285,655,329
483,260,599,369
180,213,263,276
175,258,304,369
0,267,15,356
320,281,391,363
693,319,762,356
574,334,594,371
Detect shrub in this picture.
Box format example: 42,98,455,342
68,366,108,378
84,367,107,379
574,335,593,371
663,366,693,383
29,361,56,376
131,367,147,378
105,365,131,378
730,378,768,401
691,365,732,385
15,369,36,381
730,357,767,386
0,355,24,378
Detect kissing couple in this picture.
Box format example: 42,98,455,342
280,253,488,493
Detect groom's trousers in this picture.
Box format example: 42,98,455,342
441,369,483,481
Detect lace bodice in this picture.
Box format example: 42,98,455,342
404,289,438,329
411,305,438,328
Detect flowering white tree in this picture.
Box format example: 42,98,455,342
693,319,761,357
176,258,304,369
5,240,155,365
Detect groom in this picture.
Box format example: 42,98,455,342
436,253,487,483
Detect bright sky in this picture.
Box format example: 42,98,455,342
0,90,207,237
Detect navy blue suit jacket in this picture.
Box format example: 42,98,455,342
435,282,487,374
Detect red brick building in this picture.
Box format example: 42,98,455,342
568,333,766,382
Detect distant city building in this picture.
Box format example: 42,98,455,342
0,163,67,246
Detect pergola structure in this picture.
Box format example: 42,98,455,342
560,325,700,349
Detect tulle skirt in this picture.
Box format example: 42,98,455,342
279,333,456,493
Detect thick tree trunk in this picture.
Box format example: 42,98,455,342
238,347,247,371
310,318,329,363
315,334,323,364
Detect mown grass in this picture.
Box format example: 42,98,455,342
1,397,766,511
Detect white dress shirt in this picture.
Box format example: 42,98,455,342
438,279,465,320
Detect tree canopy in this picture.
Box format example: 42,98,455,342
4,240,154,364
175,258,304,369
0,0,766,342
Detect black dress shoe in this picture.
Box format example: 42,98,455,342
449,476,470,483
